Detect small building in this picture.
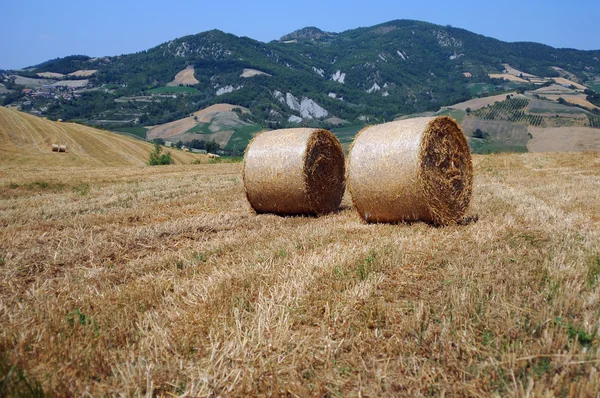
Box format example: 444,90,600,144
463,72,472,78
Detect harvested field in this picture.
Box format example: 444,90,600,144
37,72,64,79
147,104,254,147
552,77,586,90
446,92,518,111
531,84,578,95
167,130,236,148
551,66,580,83
68,69,98,77
1,152,599,396
195,103,250,119
146,116,198,140
0,107,201,166
49,79,89,88
9,75,55,87
167,66,199,86
501,63,537,78
544,94,600,111
462,118,530,153
488,73,529,83
528,126,600,152
526,98,588,115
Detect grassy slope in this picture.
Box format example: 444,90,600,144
0,152,598,396
0,107,201,166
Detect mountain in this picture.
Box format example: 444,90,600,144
1,19,599,149
0,107,201,166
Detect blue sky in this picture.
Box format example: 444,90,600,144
2,0,599,70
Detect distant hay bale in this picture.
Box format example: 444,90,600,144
347,116,473,224
207,153,219,158
243,128,345,215
59,145,67,152
51,144,59,152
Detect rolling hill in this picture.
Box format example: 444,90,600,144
2,19,599,141
0,107,202,167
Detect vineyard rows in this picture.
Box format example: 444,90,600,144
473,98,544,126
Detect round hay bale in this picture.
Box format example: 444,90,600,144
59,145,67,152
51,144,59,152
243,128,345,216
347,116,473,224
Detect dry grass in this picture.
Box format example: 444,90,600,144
1,152,599,396
0,107,202,166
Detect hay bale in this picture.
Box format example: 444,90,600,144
51,144,59,152
347,116,473,224
58,145,67,152
243,128,345,215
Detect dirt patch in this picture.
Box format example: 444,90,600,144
68,70,97,77
240,69,271,78
167,66,199,86
528,126,600,152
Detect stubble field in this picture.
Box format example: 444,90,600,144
1,152,599,396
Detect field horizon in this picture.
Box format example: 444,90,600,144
1,151,599,396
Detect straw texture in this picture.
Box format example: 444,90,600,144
243,128,345,215
347,116,473,224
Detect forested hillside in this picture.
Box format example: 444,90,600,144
2,19,599,134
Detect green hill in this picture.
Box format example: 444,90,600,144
2,19,599,152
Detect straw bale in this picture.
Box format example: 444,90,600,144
51,144,59,152
59,145,67,152
347,116,473,224
243,128,345,215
